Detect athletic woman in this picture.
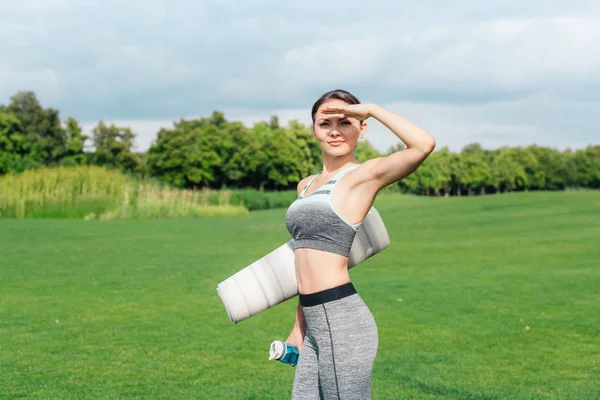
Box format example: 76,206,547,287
284,89,436,399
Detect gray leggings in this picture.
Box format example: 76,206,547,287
292,283,379,400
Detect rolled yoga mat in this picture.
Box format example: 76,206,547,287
216,206,390,324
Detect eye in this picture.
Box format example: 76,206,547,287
319,122,329,127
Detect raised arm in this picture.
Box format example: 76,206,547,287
364,105,436,187
321,103,436,192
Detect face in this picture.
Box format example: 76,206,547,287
312,99,366,156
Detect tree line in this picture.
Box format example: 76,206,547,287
1,90,598,194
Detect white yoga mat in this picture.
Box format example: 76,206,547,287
216,207,390,323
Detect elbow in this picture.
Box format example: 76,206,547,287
420,137,436,155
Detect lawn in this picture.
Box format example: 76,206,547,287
1,191,599,399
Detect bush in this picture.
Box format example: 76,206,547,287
229,189,297,211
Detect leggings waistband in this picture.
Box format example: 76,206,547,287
299,282,357,307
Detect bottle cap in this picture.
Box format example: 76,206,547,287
269,340,286,360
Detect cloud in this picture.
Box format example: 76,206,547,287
370,95,599,152
413,17,600,89
1,0,599,152
250,15,600,104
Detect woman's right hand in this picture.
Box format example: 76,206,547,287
286,329,305,351
287,299,306,350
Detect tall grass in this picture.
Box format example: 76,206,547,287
0,166,248,219
0,165,400,219
96,182,247,220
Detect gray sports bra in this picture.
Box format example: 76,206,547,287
285,164,364,257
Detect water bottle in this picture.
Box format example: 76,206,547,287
269,340,300,367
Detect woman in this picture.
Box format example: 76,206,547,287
284,89,436,399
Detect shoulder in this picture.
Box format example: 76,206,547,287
296,175,316,196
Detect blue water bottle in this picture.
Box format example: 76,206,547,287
269,340,300,367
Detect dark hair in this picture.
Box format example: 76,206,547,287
311,89,361,124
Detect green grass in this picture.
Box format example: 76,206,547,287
0,166,249,220
1,191,599,399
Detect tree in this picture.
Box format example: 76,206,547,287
509,146,540,191
146,112,231,189
573,145,600,189
428,147,454,196
269,115,280,130
221,124,264,188
354,140,382,163
1,89,598,195
461,143,491,195
90,121,142,174
0,112,25,174
489,147,526,193
252,122,307,190
410,152,444,196
6,91,67,166
147,125,214,188
286,119,322,176
528,146,576,190
60,117,88,166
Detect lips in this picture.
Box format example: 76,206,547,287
328,141,345,146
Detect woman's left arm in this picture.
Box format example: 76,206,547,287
360,104,436,191
322,103,436,191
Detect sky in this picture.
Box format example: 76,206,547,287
2,0,599,153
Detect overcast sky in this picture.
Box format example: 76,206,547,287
2,1,599,153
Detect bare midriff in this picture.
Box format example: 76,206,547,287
294,248,351,294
